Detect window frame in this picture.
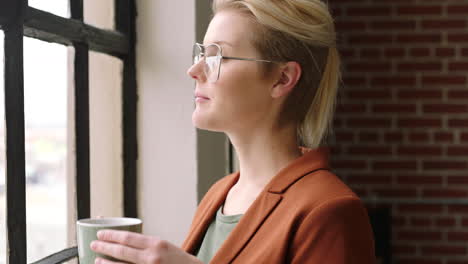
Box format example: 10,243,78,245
0,0,137,263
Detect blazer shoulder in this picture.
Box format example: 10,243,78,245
284,169,361,213
289,195,375,264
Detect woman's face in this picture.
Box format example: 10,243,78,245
187,10,279,134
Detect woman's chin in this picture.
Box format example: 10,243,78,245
192,112,224,132
192,111,210,129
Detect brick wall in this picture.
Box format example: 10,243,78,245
328,1,468,263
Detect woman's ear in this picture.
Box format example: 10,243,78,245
271,61,302,98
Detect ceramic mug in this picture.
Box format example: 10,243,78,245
76,217,142,264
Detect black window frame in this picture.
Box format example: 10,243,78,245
0,0,138,263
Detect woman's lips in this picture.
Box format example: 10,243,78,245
195,92,210,102
195,96,210,103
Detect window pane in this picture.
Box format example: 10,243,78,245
84,0,115,30
0,30,5,264
89,51,123,218
28,0,69,18
24,37,68,263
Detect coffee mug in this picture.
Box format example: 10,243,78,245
76,217,143,264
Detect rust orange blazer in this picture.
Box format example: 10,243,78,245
182,147,376,263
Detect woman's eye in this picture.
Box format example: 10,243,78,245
205,56,218,69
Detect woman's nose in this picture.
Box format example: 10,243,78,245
187,62,205,81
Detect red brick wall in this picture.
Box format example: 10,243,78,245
328,1,468,263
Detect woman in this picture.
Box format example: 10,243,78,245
90,0,376,263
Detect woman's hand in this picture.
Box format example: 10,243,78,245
90,230,203,264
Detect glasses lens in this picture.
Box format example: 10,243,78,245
192,44,221,83
205,45,221,82
192,44,202,65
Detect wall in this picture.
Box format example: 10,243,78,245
328,1,468,263
136,1,198,246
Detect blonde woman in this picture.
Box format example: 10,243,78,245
90,0,375,263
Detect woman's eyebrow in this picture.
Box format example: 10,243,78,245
205,40,234,47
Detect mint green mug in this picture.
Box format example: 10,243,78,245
76,217,143,264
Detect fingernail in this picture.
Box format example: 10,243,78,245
90,241,97,250
95,258,101,264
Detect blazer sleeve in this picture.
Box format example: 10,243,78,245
288,196,376,264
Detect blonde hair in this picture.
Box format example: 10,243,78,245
213,0,341,148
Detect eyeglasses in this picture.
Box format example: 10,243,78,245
192,42,280,83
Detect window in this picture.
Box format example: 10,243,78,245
0,0,137,263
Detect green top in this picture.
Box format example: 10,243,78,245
196,204,243,263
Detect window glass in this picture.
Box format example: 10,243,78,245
24,37,68,263
29,0,69,18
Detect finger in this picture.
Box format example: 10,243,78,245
94,257,128,264
97,230,157,249
91,241,141,263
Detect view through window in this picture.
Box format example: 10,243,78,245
24,37,68,263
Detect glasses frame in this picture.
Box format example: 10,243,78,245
193,42,281,82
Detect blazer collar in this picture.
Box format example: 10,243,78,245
267,146,330,194
182,147,330,263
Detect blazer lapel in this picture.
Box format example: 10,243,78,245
210,192,283,264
